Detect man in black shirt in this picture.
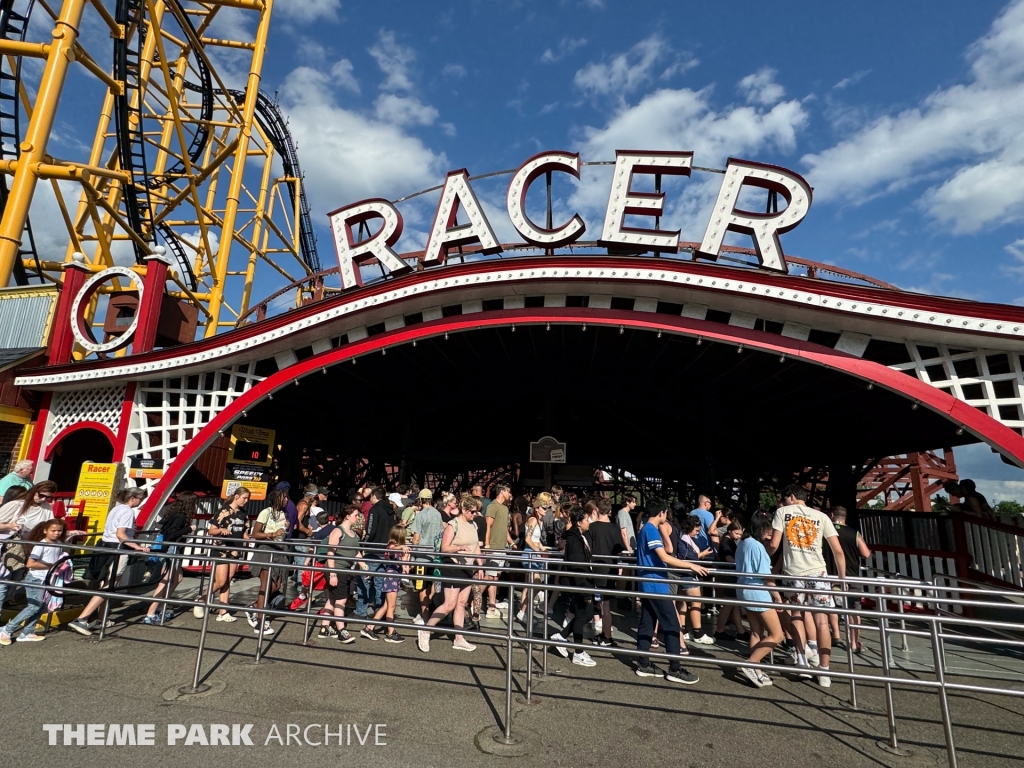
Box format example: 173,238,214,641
361,487,395,616
828,506,872,653
587,498,621,646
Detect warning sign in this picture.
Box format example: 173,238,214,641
73,462,125,531
220,479,268,501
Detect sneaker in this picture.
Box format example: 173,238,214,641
417,630,430,653
756,671,774,687
160,609,175,622
691,633,715,645
572,651,597,667
740,666,768,688
318,626,338,639
0,631,10,645
806,648,820,667
360,628,379,641
256,621,274,635
15,633,44,643
683,632,692,641
485,608,501,619
494,600,509,610
192,606,205,619
593,618,603,634
413,614,425,626
337,630,356,644
452,638,476,652
88,619,115,629
551,633,569,658
142,614,162,626
516,610,526,624
288,595,307,612
385,631,405,644
650,637,660,649
596,637,617,648
245,606,259,628
216,612,237,623
534,592,546,605
635,664,663,678
817,670,831,688
794,660,813,679
665,669,700,685
68,619,92,636
678,644,690,656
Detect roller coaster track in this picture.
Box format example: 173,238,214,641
0,0,39,286
182,82,321,274
114,0,202,289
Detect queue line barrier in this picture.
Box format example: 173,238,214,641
2,536,1021,767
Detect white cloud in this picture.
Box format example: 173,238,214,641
374,94,438,126
574,34,680,100
279,64,446,213
369,29,416,92
329,59,360,94
802,0,1024,234
276,0,342,23
541,37,587,63
442,63,467,78
833,69,871,90
571,85,809,241
737,67,785,106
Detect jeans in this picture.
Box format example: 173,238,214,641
354,559,383,616
637,595,682,674
3,582,45,637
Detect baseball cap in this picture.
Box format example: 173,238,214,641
317,486,329,496
388,492,404,506
418,489,433,500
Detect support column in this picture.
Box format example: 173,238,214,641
0,0,87,286
827,460,858,527
133,249,171,354
48,255,91,365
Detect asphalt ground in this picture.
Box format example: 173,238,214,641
0,585,1022,767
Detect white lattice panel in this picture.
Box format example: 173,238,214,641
47,385,126,445
125,363,264,491
891,343,1024,434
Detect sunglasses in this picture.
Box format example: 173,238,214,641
37,493,53,500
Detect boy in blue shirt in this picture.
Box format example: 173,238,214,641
635,500,709,684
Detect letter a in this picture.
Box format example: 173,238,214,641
422,170,501,266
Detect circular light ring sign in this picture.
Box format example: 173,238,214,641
70,266,145,353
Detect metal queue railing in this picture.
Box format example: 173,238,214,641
2,535,1023,767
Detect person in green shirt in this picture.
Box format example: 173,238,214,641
0,460,33,498
484,483,514,617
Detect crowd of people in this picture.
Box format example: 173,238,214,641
0,462,878,690
121,479,871,689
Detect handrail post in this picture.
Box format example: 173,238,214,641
494,585,520,745
180,552,216,695
254,564,272,663
876,591,912,756
525,577,534,702
844,581,858,710
929,592,958,768
542,566,550,676
897,584,909,652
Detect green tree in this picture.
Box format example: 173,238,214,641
994,500,1024,517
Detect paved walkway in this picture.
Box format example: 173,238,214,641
0,575,1021,767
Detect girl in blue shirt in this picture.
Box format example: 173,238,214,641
734,513,784,688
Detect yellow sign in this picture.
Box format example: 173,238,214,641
228,424,276,467
73,462,124,531
220,479,268,501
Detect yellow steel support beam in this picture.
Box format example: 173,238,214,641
203,0,274,336
0,0,87,287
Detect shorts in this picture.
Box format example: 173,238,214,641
445,567,475,591
250,545,290,576
326,572,357,603
523,550,545,570
86,541,122,584
787,571,836,608
484,558,506,579
738,587,774,613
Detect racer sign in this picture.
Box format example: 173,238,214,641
328,150,812,289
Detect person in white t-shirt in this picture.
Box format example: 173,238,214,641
69,487,150,636
0,518,70,644
768,484,845,687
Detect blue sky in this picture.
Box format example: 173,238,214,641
254,0,1024,306
30,0,1024,501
